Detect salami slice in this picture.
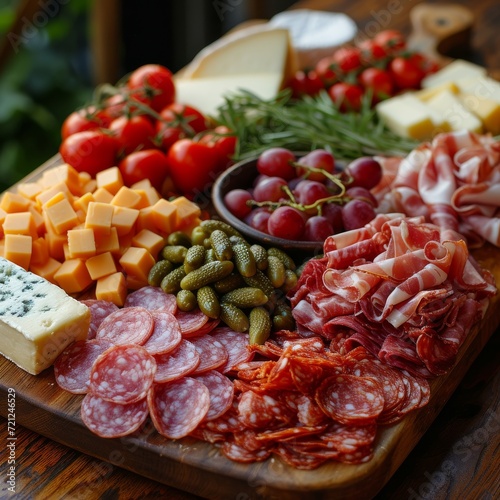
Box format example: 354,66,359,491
315,374,385,425
320,423,377,453
89,345,156,404
194,370,234,421
96,307,154,345
193,317,220,336
54,339,112,394
222,441,271,463
190,335,229,375
148,377,210,439
124,286,177,314
154,340,200,383
274,443,328,470
143,311,182,355
238,391,293,430
175,308,209,337
80,299,119,339
210,327,252,374
81,393,148,438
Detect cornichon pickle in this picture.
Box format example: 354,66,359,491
219,302,249,332
204,248,216,264
272,303,295,331
250,244,268,271
190,226,208,246
161,245,188,264
232,243,257,278
243,269,274,297
221,287,268,308
180,260,234,290
200,219,243,238
160,266,187,294
148,259,174,287
197,286,220,319
176,289,197,312
210,229,233,261
184,245,206,273
213,273,246,294
229,235,250,248
266,255,286,288
267,247,296,271
249,307,272,344
281,269,298,293
167,231,192,248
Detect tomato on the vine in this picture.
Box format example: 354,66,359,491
315,56,338,86
332,46,362,73
359,67,394,102
373,30,406,54
288,70,323,98
199,125,237,167
61,107,110,139
357,39,388,65
127,64,176,112
389,56,425,90
118,149,170,191
328,82,364,112
59,130,119,177
167,139,223,195
109,115,156,155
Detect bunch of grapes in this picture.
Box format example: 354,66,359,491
223,147,383,242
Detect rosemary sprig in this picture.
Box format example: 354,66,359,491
214,89,419,161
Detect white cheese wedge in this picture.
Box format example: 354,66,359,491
175,73,283,116
459,93,500,134
455,76,500,104
269,9,357,68
421,59,487,89
181,24,297,87
415,82,460,102
0,257,90,375
425,90,483,133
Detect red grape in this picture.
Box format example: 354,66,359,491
253,176,288,202
346,186,378,207
246,208,271,233
342,199,376,230
295,180,331,206
345,157,382,190
257,147,296,180
224,189,253,218
322,202,344,233
296,149,335,182
304,215,334,241
267,206,305,240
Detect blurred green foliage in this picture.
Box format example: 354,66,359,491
0,0,93,191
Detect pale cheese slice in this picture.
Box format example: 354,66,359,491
459,93,500,134
416,82,460,102
455,76,500,104
0,257,90,374
174,73,283,116
421,59,487,89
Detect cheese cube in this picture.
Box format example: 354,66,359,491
0,257,90,374
29,256,61,284
36,183,73,208
95,271,127,306
131,229,165,258
40,164,81,196
67,228,96,259
16,182,43,200
4,234,32,270
415,82,460,102
151,199,177,233
85,202,114,235
421,59,487,89
94,227,120,255
111,206,139,236
119,247,155,282
0,192,31,213
85,251,117,280
96,167,124,195
459,93,500,134
54,259,93,294
3,212,38,239
111,186,142,208
171,196,201,228
30,237,49,266
44,197,79,234
73,192,95,215
92,187,114,204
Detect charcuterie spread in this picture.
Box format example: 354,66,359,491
0,11,499,496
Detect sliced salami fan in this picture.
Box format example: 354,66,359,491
315,374,385,425
54,339,112,394
80,300,119,339
210,327,252,374
96,307,154,345
124,286,177,314
81,393,148,438
175,308,209,337
148,377,210,439
154,340,200,383
194,370,234,421
89,344,156,404
190,335,229,375
143,311,182,355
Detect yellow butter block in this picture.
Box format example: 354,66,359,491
111,186,142,208
3,212,38,239
96,167,124,195
92,187,114,204
54,258,93,294
95,226,120,255
96,271,127,306
0,192,31,213
85,202,114,235
111,206,139,236
44,197,79,235
151,199,178,233
119,246,155,282
29,256,61,284
4,234,32,270
67,228,96,259
132,229,165,258
86,251,117,280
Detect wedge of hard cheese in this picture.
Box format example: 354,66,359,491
0,257,90,375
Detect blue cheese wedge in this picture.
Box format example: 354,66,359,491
0,257,90,375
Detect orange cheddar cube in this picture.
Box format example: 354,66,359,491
85,202,114,235
96,167,124,195
125,274,148,291
119,246,155,282
42,192,66,209
40,164,81,195
95,271,127,306
16,182,43,200
0,192,31,213
28,205,45,235
111,186,142,208
67,228,96,259
131,190,152,209
0,207,6,234
73,192,95,215
171,196,201,228
45,230,66,261
29,256,61,284
92,187,114,204
54,258,93,294
118,232,135,255
132,229,165,258
95,226,120,255
0,239,4,257
142,187,161,206
151,199,177,233
31,237,49,266
130,179,152,190
111,206,139,236
4,234,32,270
2,212,38,239
136,206,157,232
36,182,73,208
44,197,79,235
85,251,117,280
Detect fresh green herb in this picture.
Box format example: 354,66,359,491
214,89,419,161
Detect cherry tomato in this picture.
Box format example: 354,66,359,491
109,115,156,155
127,64,176,112
199,125,237,168
328,82,364,112
373,30,406,54
315,56,338,86
357,39,388,65
167,139,223,195
359,67,394,101
102,92,129,120
156,103,208,151
59,130,118,177
61,107,110,139
332,47,362,73
389,56,425,90
288,70,324,98
118,149,170,191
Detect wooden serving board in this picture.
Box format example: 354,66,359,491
0,150,499,498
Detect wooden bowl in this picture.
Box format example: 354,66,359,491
211,157,324,255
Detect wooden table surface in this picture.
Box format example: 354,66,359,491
1,1,500,499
